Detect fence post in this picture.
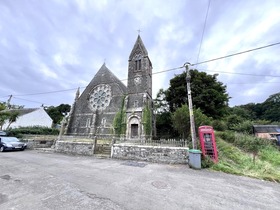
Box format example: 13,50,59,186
93,136,97,154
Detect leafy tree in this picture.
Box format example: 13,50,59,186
165,70,229,119
0,112,10,130
153,88,169,114
171,104,212,138
226,114,243,130
171,105,190,138
156,111,175,138
0,102,22,130
228,106,254,120
6,111,19,129
45,104,71,124
154,89,175,138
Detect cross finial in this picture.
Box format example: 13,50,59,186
137,29,141,35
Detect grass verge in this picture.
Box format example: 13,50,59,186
210,137,280,182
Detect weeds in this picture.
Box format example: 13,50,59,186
210,136,280,182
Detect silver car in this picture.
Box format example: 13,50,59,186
0,137,27,152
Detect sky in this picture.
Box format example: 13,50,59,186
0,0,280,108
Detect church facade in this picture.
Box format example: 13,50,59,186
65,35,154,139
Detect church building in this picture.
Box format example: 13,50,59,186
65,35,154,139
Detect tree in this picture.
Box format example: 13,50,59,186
45,104,71,125
153,88,169,114
154,89,176,138
6,111,19,129
171,104,212,138
165,70,230,119
171,105,190,138
0,112,10,130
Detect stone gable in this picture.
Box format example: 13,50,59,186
66,36,154,139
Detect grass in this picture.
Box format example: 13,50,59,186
210,137,280,182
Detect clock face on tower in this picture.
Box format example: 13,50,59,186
89,84,111,110
134,76,141,85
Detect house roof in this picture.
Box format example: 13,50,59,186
253,125,280,133
1,108,39,116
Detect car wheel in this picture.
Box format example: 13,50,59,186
21,148,25,151
0,146,4,152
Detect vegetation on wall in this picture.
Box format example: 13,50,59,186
113,96,127,136
143,105,152,136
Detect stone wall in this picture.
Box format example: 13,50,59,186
112,144,189,164
21,135,56,149
55,141,95,156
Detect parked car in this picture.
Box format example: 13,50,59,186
0,137,27,152
0,131,7,136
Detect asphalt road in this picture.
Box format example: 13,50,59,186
0,150,279,210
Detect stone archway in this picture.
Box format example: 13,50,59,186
127,116,141,139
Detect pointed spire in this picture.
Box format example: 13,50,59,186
129,35,148,60
75,87,80,101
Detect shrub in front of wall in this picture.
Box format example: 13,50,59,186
6,126,59,138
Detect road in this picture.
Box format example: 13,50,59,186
0,150,279,210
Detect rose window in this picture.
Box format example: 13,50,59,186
89,85,111,110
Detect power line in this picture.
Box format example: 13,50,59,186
2,41,280,103
191,41,280,66
12,96,49,106
194,0,211,68
198,69,280,77
228,82,280,85
13,87,81,97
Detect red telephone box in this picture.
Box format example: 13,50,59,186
198,126,218,163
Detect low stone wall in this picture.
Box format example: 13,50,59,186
112,144,189,164
21,135,57,149
55,141,95,156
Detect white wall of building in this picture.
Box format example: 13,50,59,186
3,108,53,129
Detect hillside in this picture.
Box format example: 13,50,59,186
209,134,280,182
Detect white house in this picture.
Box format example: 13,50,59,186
2,107,53,129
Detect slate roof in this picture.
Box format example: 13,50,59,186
79,63,127,99
129,35,148,60
1,108,38,116
253,125,280,133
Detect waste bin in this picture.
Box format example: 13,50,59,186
188,149,202,169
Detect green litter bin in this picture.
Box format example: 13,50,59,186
188,149,202,169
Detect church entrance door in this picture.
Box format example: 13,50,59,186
131,124,138,138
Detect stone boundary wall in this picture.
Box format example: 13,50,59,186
21,135,57,149
112,144,189,164
55,141,94,156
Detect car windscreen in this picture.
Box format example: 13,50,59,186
0,137,20,143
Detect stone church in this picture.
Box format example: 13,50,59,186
65,35,154,139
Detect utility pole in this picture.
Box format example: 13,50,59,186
7,95,12,109
184,63,197,149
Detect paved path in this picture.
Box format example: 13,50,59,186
0,150,279,210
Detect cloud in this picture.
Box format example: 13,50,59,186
0,0,280,108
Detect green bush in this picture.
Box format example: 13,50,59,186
231,120,254,134
201,156,214,168
6,126,59,138
216,131,236,143
234,133,272,152
211,120,227,131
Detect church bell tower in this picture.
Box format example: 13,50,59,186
126,35,153,139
